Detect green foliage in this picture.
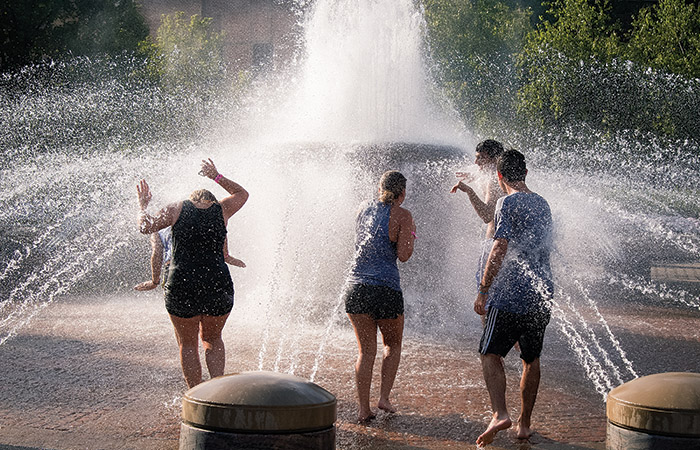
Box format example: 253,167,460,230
423,0,532,135
513,0,700,140
626,0,700,79
139,12,227,93
526,0,621,62
517,48,700,137
517,0,621,126
0,0,149,71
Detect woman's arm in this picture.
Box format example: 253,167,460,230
199,158,249,221
394,207,416,263
134,233,164,291
136,179,180,234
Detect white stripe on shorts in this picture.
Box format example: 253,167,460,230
481,308,498,352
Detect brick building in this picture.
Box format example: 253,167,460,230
140,0,301,72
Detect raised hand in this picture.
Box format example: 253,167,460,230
137,179,152,210
455,171,476,184
199,158,219,179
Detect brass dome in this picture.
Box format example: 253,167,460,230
607,372,700,437
182,371,337,433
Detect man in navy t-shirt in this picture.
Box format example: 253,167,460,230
473,149,553,447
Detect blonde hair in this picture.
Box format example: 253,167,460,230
189,189,218,203
378,170,406,204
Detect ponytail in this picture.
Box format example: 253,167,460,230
378,171,406,204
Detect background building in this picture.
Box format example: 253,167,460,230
140,0,301,72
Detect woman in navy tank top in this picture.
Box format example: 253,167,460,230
344,170,416,423
136,158,248,388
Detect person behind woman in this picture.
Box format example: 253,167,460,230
134,226,245,292
344,170,416,423
136,158,249,388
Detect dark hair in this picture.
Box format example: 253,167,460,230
476,139,504,159
379,170,407,204
497,149,527,182
189,189,218,203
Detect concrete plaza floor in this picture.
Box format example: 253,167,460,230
0,289,698,450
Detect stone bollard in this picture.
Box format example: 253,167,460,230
606,372,700,450
179,371,337,450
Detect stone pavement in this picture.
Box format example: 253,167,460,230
1,291,698,450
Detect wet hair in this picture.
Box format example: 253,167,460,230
476,139,504,159
497,149,527,182
189,189,218,203
378,170,407,204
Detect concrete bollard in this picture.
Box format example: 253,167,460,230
606,372,700,450
179,371,337,450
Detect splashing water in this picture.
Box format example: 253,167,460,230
1,0,699,402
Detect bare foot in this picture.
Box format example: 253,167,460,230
377,399,396,413
516,420,534,440
476,414,512,447
358,412,376,424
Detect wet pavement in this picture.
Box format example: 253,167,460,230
1,291,698,450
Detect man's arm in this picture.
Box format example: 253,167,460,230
474,238,509,315
451,178,500,224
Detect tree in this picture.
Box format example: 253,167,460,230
627,0,700,79
516,0,622,127
423,0,532,134
516,0,700,139
138,12,227,92
0,0,149,72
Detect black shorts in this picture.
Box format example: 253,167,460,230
479,307,550,363
344,283,404,320
164,285,234,319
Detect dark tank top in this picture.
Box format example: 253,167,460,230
165,200,233,299
347,200,401,291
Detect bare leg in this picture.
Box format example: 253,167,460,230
376,315,404,413
347,313,378,423
517,357,540,440
169,314,202,388
477,353,512,447
200,313,230,379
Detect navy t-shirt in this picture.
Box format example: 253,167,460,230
487,192,553,314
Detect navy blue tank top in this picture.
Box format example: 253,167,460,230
165,200,232,296
347,200,401,291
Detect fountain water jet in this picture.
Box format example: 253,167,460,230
0,2,699,434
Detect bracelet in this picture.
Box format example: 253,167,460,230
411,231,417,239
479,284,489,295
214,174,223,184
479,290,489,296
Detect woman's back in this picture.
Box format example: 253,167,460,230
347,200,400,291
167,200,231,292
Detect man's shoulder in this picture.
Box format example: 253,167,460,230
504,191,549,207
495,195,507,210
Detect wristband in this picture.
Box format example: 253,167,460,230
479,290,489,296
214,174,223,184
411,231,417,239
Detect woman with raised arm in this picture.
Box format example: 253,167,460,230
136,158,249,388
344,170,416,423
